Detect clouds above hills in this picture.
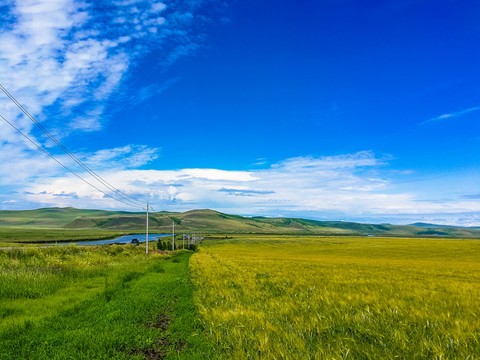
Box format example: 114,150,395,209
2,150,478,226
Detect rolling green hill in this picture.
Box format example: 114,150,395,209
0,207,139,228
1,207,480,238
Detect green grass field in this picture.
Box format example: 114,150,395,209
2,233,479,359
0,227,132,246
190,235,480,359
0,245,214,359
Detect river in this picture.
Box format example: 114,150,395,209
49,234,171,246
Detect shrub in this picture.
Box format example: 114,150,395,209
188,244,198,251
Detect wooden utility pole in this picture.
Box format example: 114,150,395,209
172,221,175,250
146,203,149,254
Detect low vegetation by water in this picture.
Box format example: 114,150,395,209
0,227,131,245
190,235,480,359
0,245,214,359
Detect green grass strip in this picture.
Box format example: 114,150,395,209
0,252,215,359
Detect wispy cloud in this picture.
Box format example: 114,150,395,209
84,145,161,169
0,0,211,139
218,188,275,197
124,77,181,107
420,106,480,125
252,158,267,166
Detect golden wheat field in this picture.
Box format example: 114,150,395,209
190,236,480,359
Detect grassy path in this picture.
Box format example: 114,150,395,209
0,247,215,359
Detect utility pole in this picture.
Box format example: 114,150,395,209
146,203,149,254
183,233,185,250
172,221,175,250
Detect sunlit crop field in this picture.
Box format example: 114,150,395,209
190,236,480,359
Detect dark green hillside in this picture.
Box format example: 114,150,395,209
66,215,146,230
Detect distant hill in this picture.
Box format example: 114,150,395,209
410,222,480,230
1,207,480,238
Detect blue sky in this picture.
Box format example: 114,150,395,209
0,0,479,225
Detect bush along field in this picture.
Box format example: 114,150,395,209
0,227,132,246
190,235,480,359
0,245,215,360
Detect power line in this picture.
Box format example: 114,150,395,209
149,205,173,229
149,205,179,231
0,83,146,208
149,205,166,222
149,204,178,250
148,205,162,226
149,205,199,248
0,113,143,209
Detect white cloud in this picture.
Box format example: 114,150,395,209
1,0,162,132
151,3,167,13
252,158,267,166
421,106,480,125
84,145,161,169
0,0,209,143
0,142,161,187
7,150,479,226
0,0,214,208
0,143,67,184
